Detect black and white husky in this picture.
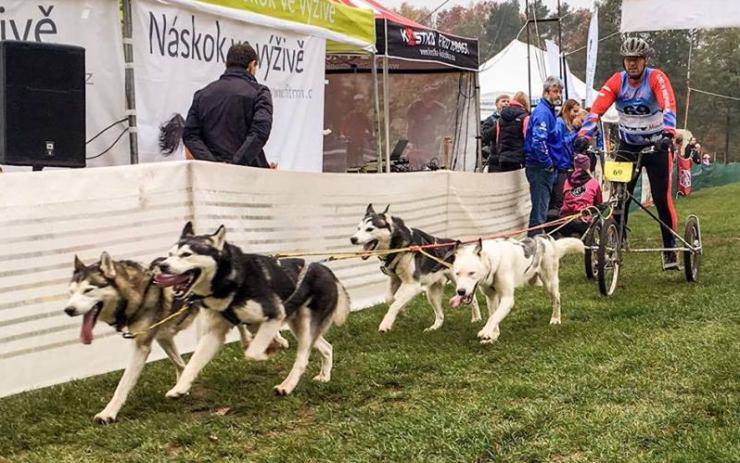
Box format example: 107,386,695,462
450,236,584,344
350,204,482,332
155,222,351,396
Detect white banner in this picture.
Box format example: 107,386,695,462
0,0,129,167
132,0,326,172
621,0,740,32
545,40,579,102
585,6,598,108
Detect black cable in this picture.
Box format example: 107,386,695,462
86,117,128,145
86,127,129,160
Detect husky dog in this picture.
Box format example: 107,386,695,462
155,222,351,397
449,236,584,344
63,253,203,424
63,253,270,423
350,204,482,332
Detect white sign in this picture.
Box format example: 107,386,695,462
585,6,598,107
132,0,326,172
621,0,740,32
0,0,129,167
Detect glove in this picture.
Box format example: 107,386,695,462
654,132,673,153
574,136,590,154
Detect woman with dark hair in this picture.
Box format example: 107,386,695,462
488,91,530,172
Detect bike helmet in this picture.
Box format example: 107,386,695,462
620,37,650,57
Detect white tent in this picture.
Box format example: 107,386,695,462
479,39,618,123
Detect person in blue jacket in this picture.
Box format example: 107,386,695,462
523,76,564,236
549,99,582,212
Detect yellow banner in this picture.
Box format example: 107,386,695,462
197,0,375,48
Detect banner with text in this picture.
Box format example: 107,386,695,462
0,0,128,167
132,0,326,171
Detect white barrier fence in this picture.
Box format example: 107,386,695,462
0,162,529,397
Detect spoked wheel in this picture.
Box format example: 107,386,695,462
584,219,602,280
597,218,622,296
683,215,702,282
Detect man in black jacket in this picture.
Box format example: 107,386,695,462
183,43,272,167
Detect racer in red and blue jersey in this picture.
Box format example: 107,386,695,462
576,37,680,270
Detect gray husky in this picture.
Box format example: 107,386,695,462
350,204,482,332
155,222,351,397
63,253,272,423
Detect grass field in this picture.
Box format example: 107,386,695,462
1,184,739,463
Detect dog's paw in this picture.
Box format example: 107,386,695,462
312,373,331,383
273,384,294,396
477,329,499,343
93,412,117,425
471,314,482,323
549,318,561,325
244,351,270,362
378,321,393,333
165,386,190,399
424,323,442,332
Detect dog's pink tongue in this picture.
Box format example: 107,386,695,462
80,310,96,345
449,295,463,308
154,273,184,288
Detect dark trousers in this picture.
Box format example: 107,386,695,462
549,170,570,212
618,143,678,248
488,160,524,172
526,165,557,237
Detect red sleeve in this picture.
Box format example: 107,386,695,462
591,73,621,116
579,73,621,138
648,69,677,134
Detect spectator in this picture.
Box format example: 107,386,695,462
488,91,530,172
548,153,603,237
183,43,272,168
549,99,582,212
524,76,564,237
341,94,371,170
702,153,712,167
481,94,511,165
684,137,699,162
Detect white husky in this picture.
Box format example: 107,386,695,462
450,236,584,344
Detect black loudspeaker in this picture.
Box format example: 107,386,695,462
0,41,86,168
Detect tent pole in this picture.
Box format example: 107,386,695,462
682,30,694,129
526,0,532,106
122,0,139,164
382,55,391,173
371,53,383,173
475,71,482,171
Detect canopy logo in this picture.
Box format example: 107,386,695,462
400,27,435,47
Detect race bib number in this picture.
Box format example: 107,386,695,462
604,161,634,182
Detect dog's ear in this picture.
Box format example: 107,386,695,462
474,238,483,256
73,255,86,273
382,204,390,215
99,251,116,279
365,203,375,215
181,221,195,239
211,225,227,250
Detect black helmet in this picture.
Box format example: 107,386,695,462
620,37,650,57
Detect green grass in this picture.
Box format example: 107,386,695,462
2,184,739,463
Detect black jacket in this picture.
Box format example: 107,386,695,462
183,67,272,167
492,102,528,165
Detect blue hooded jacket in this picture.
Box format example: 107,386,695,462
555,118,577,170
524,98,563,169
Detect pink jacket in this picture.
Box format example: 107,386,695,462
561,176,603,222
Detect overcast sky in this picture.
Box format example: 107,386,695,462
381,0,596,13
